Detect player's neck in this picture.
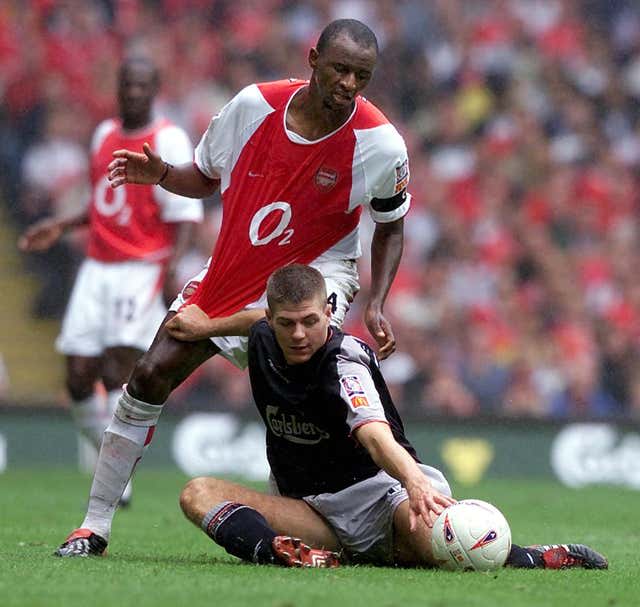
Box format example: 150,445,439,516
121,114,153,133
287,86,354,140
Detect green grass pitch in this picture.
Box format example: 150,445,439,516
0,469,636,607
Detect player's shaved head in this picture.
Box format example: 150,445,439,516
316,19,378,56
267,264,327,312
118,56,160,88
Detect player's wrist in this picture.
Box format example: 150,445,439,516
59,217,80,232
364,299,383,313
157,161,173,184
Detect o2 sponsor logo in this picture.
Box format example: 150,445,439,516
94,176,131,224
249,202,293,246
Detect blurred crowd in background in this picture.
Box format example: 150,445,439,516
3,0,640,421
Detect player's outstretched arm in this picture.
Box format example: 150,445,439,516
365,217,404,359
108,142,219,198
18,212,88,252
355,421,456,530
165,304,265,341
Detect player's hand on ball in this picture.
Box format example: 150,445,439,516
406,480,457,531
166,304,212,341
108,142,165,187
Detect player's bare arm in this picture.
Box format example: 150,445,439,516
18,211,89,252
108,142,219,198
165,304,265,341
365,216,404,359
355,421,456,530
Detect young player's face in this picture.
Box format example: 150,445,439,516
267,297,332,365
309,33,376,112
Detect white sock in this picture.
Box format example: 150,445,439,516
121,477,133,504
112,387,134,505
99,387,135,504
80,387,162,540
107,389,132,502
71,393,109,451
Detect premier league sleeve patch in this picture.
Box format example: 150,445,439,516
340,375,370,409
340,375,366,396
394,159,409,193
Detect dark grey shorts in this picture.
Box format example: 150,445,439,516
302,464,451,565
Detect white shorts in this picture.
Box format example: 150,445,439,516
170,258,360,369
56,258,167,357
303,464,451,564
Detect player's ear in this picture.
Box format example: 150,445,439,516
265,307,273,324
308,47,319,70
323,303,332,319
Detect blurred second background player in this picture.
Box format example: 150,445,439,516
19,57,204,504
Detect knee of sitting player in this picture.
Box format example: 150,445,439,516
180,477,225,524
179,477,206,523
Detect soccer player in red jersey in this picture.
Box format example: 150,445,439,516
19,58,203,505
55,19,412,556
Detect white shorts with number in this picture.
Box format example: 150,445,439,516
170,257,360,369
56,258,167,357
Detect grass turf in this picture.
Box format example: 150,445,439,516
0,469,636,607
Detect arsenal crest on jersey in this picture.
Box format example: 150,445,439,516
314,167,338,191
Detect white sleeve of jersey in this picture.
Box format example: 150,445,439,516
351,124,411,223
194,84,274,193
91,119,117,155
154,125,204,223
336,338,389,432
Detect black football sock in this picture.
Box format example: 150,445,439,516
201,501,277,564
505,544,544,568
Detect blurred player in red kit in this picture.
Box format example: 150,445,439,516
55,19,411,556
20,57,203,505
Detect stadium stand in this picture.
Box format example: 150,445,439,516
2,0,640,420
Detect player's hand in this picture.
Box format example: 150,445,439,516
364,304,396,360
18,218,63,252
406,481,457,532
108,142,165,188
165,304,212,341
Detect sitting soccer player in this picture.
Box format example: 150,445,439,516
178,264,608,570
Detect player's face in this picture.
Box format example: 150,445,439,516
309,34,376,112
118,63,158,128
267,297,332,365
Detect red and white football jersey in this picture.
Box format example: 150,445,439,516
191,79,411,317
87,118,203,262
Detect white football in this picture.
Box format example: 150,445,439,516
431,499,512,571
